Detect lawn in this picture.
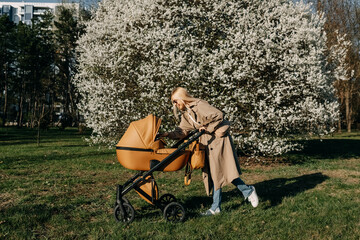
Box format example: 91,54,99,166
0,127,359,239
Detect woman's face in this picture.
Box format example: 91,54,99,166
172,98,186,111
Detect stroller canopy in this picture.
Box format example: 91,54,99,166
116,114,161,149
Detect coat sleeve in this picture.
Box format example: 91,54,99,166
168,114,194,140
197,101,224,134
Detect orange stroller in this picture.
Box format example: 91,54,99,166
114,114,204,223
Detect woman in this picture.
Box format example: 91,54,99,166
160,87,259,216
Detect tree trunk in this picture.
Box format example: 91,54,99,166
345,82,352,133
49,94,54,124
17,81,25,128
37,119,40,146
18,95,24,128
68,82,78,126
31,100,37,128
336,82,344,133
3,81,8,127
37,104,45,146
338,116,342,133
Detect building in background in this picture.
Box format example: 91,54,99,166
0,0,79,24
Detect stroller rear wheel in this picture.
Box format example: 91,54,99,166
158,193,177,209
163,202,186,222
114,203,135,223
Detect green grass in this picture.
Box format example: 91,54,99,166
1,128,359,240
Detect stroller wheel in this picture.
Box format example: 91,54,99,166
114,203,135,223
114,197,130,208
163,202,186,223
158,194,177,209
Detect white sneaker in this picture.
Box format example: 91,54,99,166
247,186,259,208
200,207,221,216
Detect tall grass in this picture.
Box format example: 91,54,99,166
0,128,359,239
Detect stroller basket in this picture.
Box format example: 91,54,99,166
116,114,191,171
116,147,191,171
114,114,204,223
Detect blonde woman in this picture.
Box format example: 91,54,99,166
160,87,259,216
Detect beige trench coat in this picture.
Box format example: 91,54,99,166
168,99,242,196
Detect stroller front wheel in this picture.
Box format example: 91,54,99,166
114,196,130,208
163,202,186,222
114,203,135,223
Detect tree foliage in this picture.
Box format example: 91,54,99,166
0,15,16,126
308,0,360,132
76,0,339,156
0,6,86,130
54,6,85,125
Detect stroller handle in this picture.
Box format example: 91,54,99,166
171,129,204,148
120,129,205,197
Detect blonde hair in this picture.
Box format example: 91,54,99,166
171,87,198,121
171,87,198,103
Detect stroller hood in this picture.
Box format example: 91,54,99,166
116,114,161,149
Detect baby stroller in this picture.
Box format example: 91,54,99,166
114,114,204,223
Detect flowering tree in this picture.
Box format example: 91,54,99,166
75,0,339,156
207,1,339,155
329,31,353,133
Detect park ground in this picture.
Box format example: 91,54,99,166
0,127,359,239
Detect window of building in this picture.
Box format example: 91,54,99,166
14,15,20,24
25,5,33,13
24,5,33,21
2,5,11,14
25,13,32,20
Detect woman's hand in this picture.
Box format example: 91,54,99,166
199,127,206,132
158,132,169,138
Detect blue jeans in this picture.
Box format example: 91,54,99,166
210,177,253,211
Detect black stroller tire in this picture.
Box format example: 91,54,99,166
158,194,177,209
114,197,130,208
163,202,186,222
114,203,135,223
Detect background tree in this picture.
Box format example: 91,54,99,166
305,0,360,132
328,32,352,133
31,12,56,143
14,14,55,131
14,22,34,127
0,15,16,126
0,5,92,131
76,0,339,156
54,6,85,128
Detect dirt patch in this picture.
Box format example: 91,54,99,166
238,156,290,167
0,192,16,211
322,169,360,185
336,158,360,169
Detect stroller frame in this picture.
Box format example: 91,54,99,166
114,130,204,223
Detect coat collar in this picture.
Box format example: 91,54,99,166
188,99,201,108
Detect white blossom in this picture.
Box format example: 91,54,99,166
75,0,339,156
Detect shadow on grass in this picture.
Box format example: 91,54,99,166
227,172,329,209
111,173,329,222
1,151,114,167
0,139,72,146
288,139,360,161
1,203,76,236
0,127,90,145
181,172,329,218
